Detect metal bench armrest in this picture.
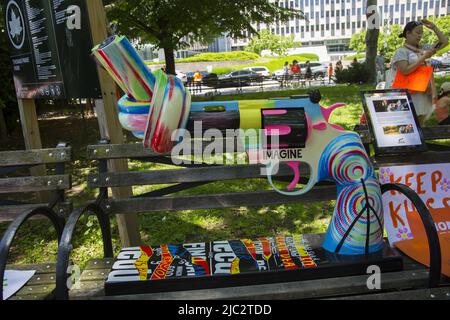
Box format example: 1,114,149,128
55,203,113,300
0,206,64,300
381,183,441,288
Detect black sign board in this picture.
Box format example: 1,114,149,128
3,0,101,99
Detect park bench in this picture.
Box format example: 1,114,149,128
53,122,450,300
0,143,72,300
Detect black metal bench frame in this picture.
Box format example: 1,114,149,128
54,134,445,299
0,143,72,300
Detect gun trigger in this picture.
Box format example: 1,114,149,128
286,161,301,191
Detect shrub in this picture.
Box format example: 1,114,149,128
335,62,370,84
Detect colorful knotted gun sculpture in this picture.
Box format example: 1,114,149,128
93,36,384,255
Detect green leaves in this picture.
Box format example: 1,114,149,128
105,0,304,72
246,30,298,56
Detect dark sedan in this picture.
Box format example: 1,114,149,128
213,70,264,88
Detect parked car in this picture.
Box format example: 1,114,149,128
214,70,263,88
241,66,271,78
272,69,285,79
299,62,328,79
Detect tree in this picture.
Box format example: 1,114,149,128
105,0,304,75
246,30,298,56
421,15,450,54
365,0,380,84
349,29,367,53
378,24,404,61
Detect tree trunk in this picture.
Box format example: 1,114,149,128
163,46,176,75
0,108,7,141
366,0,380,85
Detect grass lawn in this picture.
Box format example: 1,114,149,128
1,81,447,269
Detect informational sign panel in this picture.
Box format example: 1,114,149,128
361,89,426,155
3,0,101,99
380,163,450,277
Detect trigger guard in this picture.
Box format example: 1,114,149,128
266,161,317,196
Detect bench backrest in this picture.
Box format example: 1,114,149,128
86,125,450,216
0,144,72,222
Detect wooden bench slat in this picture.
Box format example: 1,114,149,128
88,165,308,188
6,263,56,273
26,273,56,286
14,283,56,297
87,269,431,300
8,293,52,300
87,139,240,160
372,151,450,167
105,186,337,214
0,175,71,194
83,258,114,270
0,202,72,222
328,287,450,300
0,147,71,167
421,125,450,141
87,126,450,160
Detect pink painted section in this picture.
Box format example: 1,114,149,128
305,113,312,142
286,162,301,191
312,122,327,131
320,103,346,122
331,124,346,131
264,125,291,136
263,109,287,116
265,144,290,148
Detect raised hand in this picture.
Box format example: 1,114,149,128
421,19,437,30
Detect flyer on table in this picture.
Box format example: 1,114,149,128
364,91,422,148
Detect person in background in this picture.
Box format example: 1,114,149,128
291,60,300,77
386,19,448,125
281,61,290,88
335,60,343,72
328,63,333,84
375,50,386,83
193,70,203,93
305,61,312,80
435,82,450,125
290,60,301,85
